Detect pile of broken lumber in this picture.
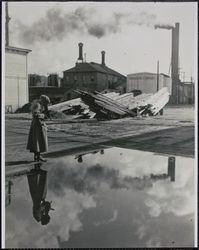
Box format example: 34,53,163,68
75,90,137,119
49,87,170,120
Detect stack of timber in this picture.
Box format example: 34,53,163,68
49,98,88,113
128,94,153,110
142,87,170,115
49,92,120,115
114,93,135,106
128,88,169,116
75,90,137,120
49,88,170,120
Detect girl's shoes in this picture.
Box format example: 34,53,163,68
38,156,47,162
34,155,39,161
34,154,47,162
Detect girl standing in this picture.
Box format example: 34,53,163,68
27,98,48,161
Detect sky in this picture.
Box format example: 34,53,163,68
4,1,198,81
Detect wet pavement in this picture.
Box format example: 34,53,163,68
5,147,195,248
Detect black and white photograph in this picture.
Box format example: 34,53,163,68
2,0,198,248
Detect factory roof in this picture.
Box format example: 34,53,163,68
127,72,170,78
64,62,126,79
5,45,32,54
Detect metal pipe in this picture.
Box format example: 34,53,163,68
5,2,11,46
157,60,159,91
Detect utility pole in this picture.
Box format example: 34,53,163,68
5,2,11,46
17,77,19,108
157,60,159,92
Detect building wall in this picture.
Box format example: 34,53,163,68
63,72,99,91
29,87,66,104
48,74,60,87
5,50,29,112
127,73,171,94
178,83,194,104
63,71,126,96
163,75,172,94
96,72,108,91
29,74,48,87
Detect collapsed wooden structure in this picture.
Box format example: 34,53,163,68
75,90,137,119
49,88,170,120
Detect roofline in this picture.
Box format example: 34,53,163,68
5,45,32,54
63,62,126,78
127,72,170,78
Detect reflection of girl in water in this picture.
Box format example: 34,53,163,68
27,164,53,225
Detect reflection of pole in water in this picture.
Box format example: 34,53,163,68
100,149,104,155
168,156,176,182
78,155,83,163
5,179,13,207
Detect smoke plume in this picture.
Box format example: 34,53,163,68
17,6,158,44
154,24,174,30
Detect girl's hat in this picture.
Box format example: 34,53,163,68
40,95,50,105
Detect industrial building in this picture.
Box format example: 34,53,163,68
47,73,61,87
178,81,195,104
5,46,31,112
28,74,48,87
28,73,64,104
5,3,31,112
127,72,172,94
29,86,66,104
62,43,126,100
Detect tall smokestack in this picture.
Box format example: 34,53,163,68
101,51,105,66
5,2,11,46
154,22,180,104
78,42,83,62
171,22,180,104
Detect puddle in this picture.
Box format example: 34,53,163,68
5,147,195,248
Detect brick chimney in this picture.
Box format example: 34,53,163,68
101,51,105,66
78,43,83,62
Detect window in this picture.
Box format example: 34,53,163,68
91,76,94,82
74,76,77,81
113,77,118,83
82,75,86,82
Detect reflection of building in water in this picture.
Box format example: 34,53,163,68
5,179,13,207
75,150,175,182
75,148,105,163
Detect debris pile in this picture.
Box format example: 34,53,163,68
75,90,137,120
76,87,169,119
49,87,170,120
128,88,169,115
15,103,31,113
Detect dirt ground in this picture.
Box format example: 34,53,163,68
4,105,195,174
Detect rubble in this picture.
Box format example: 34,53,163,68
76,88,170,119
75,90,137,120
49,88,170,120
49,92,120,119
15,103,31,113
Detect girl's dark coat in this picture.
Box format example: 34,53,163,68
27,111,48,153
